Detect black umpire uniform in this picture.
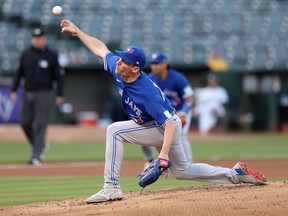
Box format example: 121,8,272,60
11,28,64,165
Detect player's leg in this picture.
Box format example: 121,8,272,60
86,120,163,203
167,143,238,184
141,146,155,169
199,112,216,134
20,91,35,147
181,111,193,163
20,91,36,163
153,115,239,184
104,120,163,188
167,142,266,185
31,91,51,162
163,116,265,185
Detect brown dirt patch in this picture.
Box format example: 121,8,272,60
0,125,106,143
0,159,287,179
1,182,287,216
1,124,287,143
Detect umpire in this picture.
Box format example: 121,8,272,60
10,28,64,166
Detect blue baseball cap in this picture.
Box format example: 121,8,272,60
115,46,146,70
150,52,168,64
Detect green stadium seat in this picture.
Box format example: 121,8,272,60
1,0,288,74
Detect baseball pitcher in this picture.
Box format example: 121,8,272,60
61,19,267,204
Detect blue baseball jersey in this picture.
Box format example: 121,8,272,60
148,69,193,111
104,52,175,126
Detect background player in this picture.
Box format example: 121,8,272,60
193,74,229,135
60,19,267,204
142,52,194,166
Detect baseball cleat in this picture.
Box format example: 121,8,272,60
29,158,42,166
85,187,123,204
40,142,50,161
233,162,267,185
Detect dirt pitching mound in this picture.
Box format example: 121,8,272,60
2,182,287,216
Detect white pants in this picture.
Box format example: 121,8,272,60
142,111,193,163
181,111,193,162
196,104,226,134
199,112,218,134
104,115,238,188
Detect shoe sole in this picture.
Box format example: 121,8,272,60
86,197,123,204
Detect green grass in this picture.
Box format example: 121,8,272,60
191,135,288,160
0,142,105,163
0,176,210,206
0,134,287,163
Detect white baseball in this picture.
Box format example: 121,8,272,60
52,6,62,15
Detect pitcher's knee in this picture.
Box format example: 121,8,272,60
174,174,187,180
106,122,124,141
107,123,119,136
171,169,188,180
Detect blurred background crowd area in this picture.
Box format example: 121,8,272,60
0,0,288,132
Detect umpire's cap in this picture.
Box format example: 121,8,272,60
115,46,146,70
150,52,168,64
32,28,45,37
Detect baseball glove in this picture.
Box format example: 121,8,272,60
138,158,172,193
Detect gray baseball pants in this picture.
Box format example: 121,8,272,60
104,115,238,188
142,111,193,163
20,90,51,161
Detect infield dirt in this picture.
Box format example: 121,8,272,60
1,182,287,216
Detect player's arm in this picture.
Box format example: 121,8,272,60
178,95,193,125
146,95,178,160
182,96,193,113
178,79,194,124
52,53,65,105
60,19,109,59
158,119,177,160
177,74,194,115
10,54,24,102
